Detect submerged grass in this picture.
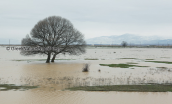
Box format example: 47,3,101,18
0,84,38,91
156,67,167,69
100,64,149,68
67,85,172,92
85,58,98,60
145,59,154,60
126,62,138,64
12,59,46,61
120,58,137,59
145,61,172,64
56,59,76,60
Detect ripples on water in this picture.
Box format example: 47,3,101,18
1,68,172,91
1,47,172,104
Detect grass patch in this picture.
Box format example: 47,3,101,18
156,67,167,69
145,61,172,64
67,85,172,92
12,59,46,61
0,84,38,91
12,59,27,61
85,58,98,60
100,64,149,68
56,59,76,60
126,62,138,64
145,59,154,60
120,58,137,59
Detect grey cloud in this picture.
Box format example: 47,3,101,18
0,0,172,41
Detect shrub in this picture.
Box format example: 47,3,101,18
82,63,90,72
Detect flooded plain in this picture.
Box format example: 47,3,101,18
0,46,172,104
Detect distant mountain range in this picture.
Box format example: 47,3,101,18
1,34,172,45
86,34,172,45
0,38,21,44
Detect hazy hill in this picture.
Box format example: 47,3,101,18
86,34,172,45
1,34,172,45
0,39,20,45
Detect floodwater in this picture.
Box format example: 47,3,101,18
0,46,172,104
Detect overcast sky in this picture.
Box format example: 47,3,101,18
1,0,172,43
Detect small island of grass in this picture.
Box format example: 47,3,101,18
145,61,172,64
100,64,149,68
67,85,172,92
0,84,38,91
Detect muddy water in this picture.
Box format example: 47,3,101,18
1,47,172,104
1,91,172,104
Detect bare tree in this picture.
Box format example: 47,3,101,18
21,16,86,63
121,41,128,47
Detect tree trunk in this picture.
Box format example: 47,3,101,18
46,53,51,63
51,53,57,62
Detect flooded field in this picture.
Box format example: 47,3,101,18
0,46,172,104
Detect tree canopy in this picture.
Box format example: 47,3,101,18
21,16,86,63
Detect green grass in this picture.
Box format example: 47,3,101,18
145,61,172,64
120,58,137,59
85,58,98,60
67,85,172,92
156,67,167,69
0,84,38,91
100,64,149,68
145,59,154,60
126,62,138,64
